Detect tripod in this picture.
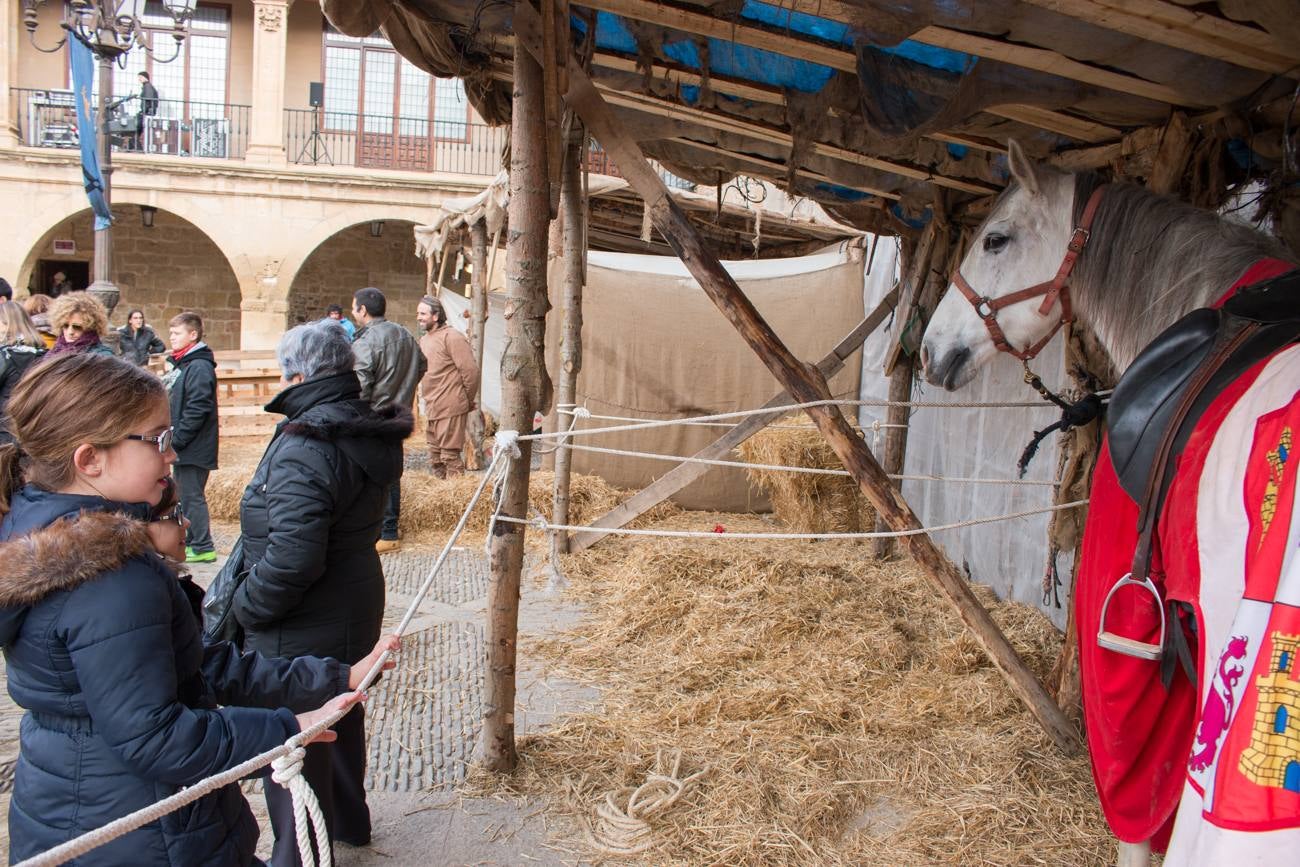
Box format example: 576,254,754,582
296,106,333,165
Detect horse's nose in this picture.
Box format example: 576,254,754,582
923,345,971,390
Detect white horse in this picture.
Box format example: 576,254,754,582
921,142,1300,864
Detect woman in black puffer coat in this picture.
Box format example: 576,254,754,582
0,353,384,866
230,321,411,866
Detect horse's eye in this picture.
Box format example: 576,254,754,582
983,233,1009,253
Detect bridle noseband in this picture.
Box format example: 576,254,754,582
952,185,1107,362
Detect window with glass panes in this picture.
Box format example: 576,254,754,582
79,2,230,120
322,26,470,142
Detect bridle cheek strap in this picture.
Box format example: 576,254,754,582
952,185,1106,362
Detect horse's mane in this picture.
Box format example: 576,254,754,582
1066,172,1293,370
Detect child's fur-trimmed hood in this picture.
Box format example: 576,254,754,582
0,510,153,609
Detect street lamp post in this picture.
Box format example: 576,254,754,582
22,0,197,314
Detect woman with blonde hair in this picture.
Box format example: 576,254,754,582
21,294,55,349
0,353,398,865
0,303,45,442
47,291,114,356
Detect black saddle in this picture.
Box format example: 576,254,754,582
1108,268,1300,513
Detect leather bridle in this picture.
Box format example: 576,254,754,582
952,185,1107,362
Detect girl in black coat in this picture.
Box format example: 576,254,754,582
0,354,396,866
231,321,411,865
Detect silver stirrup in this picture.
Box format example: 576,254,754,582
1096,572,1165,660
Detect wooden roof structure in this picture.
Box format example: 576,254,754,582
323,0,1300,241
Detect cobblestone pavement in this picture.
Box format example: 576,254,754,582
0,519,593,866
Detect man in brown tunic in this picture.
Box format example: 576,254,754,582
416,295,480,478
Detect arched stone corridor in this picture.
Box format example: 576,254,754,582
287,220,427,334
20,205,243,349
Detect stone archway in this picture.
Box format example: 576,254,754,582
19,205,243,350
287,220,428,334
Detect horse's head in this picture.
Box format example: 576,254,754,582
921,141,1079,390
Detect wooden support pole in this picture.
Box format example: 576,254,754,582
867,358,915,559
478,18,553,773
515,0,1079,752
570,287,900,552
467,219,490,467
552,127,585,554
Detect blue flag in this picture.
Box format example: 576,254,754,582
68,35,112,231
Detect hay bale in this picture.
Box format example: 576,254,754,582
466,514,1109,865
736,420,876,533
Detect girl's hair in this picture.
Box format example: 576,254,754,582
127,309,145,325
0,353,166,517
48,292,109,336
22,294,51,316
0,304,45,348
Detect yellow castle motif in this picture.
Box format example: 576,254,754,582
1260,427,1292,538
1240,632,1300,791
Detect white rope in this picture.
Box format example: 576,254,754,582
498,499,1089,541
557,407,907,431
527,397,1054,442
552,441,1059,486
15,448,511,867
270,746,329,867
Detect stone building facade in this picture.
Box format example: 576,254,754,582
0,0,503,348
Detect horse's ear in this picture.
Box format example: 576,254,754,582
1007,139,1042,197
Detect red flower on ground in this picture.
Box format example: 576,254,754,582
713,524,726,534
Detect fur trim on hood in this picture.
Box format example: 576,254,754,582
0,511,153,608
282,403,414,443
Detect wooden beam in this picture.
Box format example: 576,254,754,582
665,137,901,200
478,11,552,773
591,50,1116,145
1146,110,1194,195
576,0,1204,108
467,219,489,468
518,1,1080,753
1016,0,1300,75
913,26,1205,106
571,286,901,551
600,86,999,195
987,104,1121,143
553,128,586,553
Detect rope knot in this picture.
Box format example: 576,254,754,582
572,406,592,419
495,429,522,459
530,514,550,532
270,746,306,786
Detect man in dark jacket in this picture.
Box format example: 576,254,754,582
351,287,424,552
232,321,412,865
165,312,219,563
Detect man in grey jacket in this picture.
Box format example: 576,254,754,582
351,287,425,552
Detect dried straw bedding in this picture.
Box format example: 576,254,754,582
470,513,1110,865
213,439,1109,863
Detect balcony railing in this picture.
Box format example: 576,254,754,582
11,87,693,190
12,88,250,160
284,108,507,175
284,107,694,189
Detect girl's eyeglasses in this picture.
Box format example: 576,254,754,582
124,427,174,455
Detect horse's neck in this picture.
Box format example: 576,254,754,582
1069,189,1290,372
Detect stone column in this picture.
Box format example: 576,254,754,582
0,0,20,148
239,295,289,349
245,0,292,164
